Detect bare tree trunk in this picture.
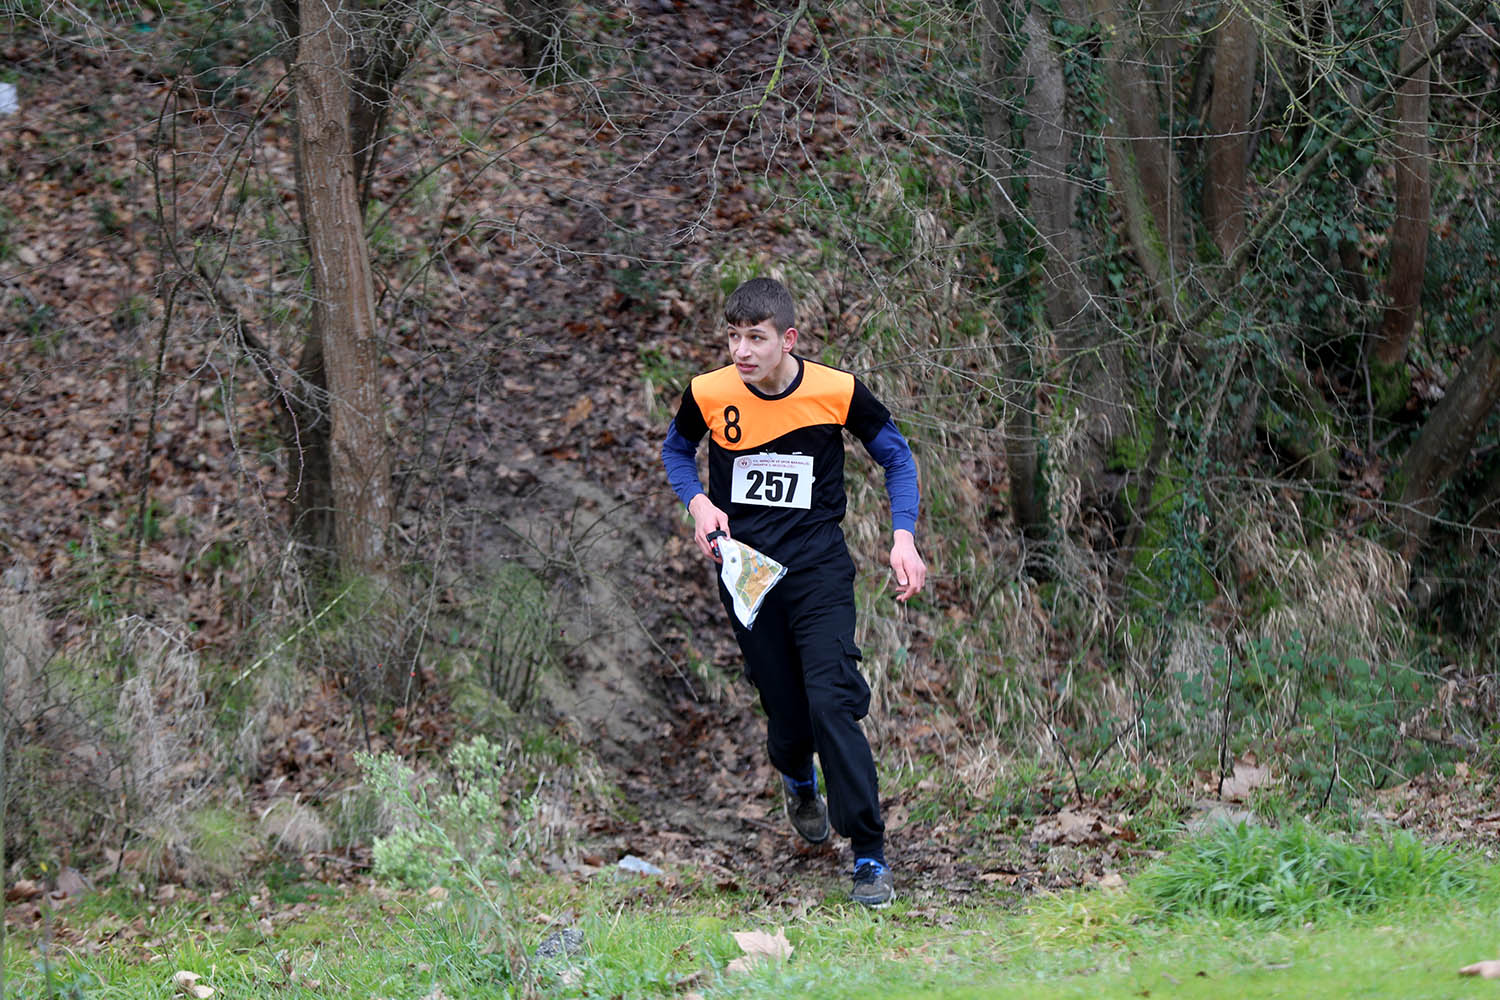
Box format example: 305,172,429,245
980,0,1131,549
978,0,1048,543
281,334,336,559
1009,12,1053,543
1371,0,1436,368
1392,330,1500,560
1204,3,1257,258
1020,7,1127,505
292,0,392,573
1090,0,1187,310
1020,6,1082,343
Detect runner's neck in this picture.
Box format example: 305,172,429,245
757,355,801,397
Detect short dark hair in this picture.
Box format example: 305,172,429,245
724,277,795,333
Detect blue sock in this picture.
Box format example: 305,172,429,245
854,855,887,871
781,764,816,791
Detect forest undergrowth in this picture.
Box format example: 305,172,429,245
4,1,1500,992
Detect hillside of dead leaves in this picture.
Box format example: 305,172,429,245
4,2,1498,923
0,0,1026,899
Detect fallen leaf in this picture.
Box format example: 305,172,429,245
172,970,215,998
1219,761,1271,801
5,879,43,902
1460,960,1500,978
1098,871,1126,891
727,928,793,973
1030,809,1122,846
563,396,593,431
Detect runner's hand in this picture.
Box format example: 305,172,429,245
688,494,731,563
890,529,926,602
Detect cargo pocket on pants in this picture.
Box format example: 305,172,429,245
839,635,872,720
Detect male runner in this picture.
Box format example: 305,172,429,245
660,276,925,907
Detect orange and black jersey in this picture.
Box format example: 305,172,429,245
662,356,917,569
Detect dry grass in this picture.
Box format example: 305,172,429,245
258,797,333,856
2,568,260,881
1,569,53,721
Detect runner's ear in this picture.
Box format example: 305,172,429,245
783,327,797,352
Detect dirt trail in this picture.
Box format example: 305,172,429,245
418,1,1082,898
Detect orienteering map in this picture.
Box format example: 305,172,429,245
717,536,787,629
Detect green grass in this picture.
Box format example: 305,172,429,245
1137,820,1480,924
7,827,1500,1000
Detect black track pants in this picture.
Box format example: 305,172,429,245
720,550,884,861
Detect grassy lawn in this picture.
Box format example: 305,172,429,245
7,832,1500,1000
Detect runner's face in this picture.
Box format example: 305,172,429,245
727,319,795,390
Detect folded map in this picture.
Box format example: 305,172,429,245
717,536,787,629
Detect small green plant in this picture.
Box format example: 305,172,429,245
358,736,536,987
638,345,697,415
175,805,256,884
23,301,61,355
136,497,167,543
1137,820,1479,924
1191,637,1442,810
91,197,126,235
715,251,765,296
479,562,557,708
360,735,535,889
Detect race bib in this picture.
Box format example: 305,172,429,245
730,453,814,509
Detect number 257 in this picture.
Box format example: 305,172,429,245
745,469,796,503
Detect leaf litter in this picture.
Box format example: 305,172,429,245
727,927,794,974
5,0,1500,972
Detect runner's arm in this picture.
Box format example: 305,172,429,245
863,419,919,535
661,419,706,508
863,419,926,601
661,419,731,561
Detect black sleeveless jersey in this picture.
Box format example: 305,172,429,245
670,357,891,569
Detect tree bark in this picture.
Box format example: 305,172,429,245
980,0,1133,548
1203,3,1257,259
281,333,336,559
1013,7,1074,545
979,0,1048,543
1090,0,1188,311
1392,331,1500,560
1020,6,1082,341
292,0,392,573
1371,0,1436,368
1020,7,1127,506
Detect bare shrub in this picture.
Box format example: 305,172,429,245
2,570,124,865
1,570,51,721
1229,487,1410,689
2,575,239,878
117,628,217,807
296,577,430,706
